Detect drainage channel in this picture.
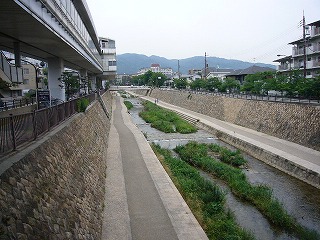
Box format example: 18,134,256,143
127,97,320,238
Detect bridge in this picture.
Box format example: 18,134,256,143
0,0,116,101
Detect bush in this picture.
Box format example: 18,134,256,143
77,98,89,112
152,144,254,240
139,101,197,134
174,142,319,239
124,100,133,110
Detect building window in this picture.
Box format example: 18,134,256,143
108,61,116,66
23,68,29,74
23,79,29,84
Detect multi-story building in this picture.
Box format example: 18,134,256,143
99,37,117,81
137,64,173,78
274,19,320,78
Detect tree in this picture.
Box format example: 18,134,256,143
190,79,206,90
150,72,166,87
174,78,188,89
220,77,240,93
206,77,221,92
59,72,80,100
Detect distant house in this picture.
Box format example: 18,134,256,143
226,65,275,84
205,68,234,80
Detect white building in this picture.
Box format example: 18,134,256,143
137,64,173,78
206,68,234,80
274,19,320,78
99,37,117,81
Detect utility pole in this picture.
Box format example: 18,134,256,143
303,13,307,78
204,52,207,79
178,60,181,79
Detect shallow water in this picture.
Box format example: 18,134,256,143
128,97,320,238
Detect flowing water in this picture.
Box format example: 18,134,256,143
128,98,320,239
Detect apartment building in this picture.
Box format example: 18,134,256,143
99,37,117,81
274,19,320,78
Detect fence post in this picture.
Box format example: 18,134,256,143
9,114,16,151
33,110,37,140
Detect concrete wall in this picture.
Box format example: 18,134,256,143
136,89,320,151
0,92,112,239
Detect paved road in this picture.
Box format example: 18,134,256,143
102,96,208,240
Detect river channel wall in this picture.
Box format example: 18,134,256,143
0,92,112,239
135,89,320,151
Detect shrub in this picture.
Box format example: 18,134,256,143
77,98,89,112
139,101,197,134
124,100,133,110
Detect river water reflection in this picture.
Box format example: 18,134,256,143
128,98,320,239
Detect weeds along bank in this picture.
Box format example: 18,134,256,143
134,89,320,151
0,92,112,239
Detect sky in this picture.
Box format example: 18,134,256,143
85,0,319,65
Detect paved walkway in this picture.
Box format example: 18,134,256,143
138,95,320,177
102,96,208,240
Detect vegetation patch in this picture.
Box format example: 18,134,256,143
174,141,319,240
77,98,89,112
151,143,254,240
124,100,133,110
139,101,197,134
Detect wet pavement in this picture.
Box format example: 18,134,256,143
128,97,320,239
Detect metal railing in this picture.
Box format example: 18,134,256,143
0,92,98,158
161,88,320,105
0,98,37,112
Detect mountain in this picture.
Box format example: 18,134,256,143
116,53,276,74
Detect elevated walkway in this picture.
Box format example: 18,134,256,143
134,94,320,189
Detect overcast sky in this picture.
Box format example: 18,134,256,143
86,0,319,65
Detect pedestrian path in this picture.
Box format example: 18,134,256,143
102,96,208,240
138,95,320,178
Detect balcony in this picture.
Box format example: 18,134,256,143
313,61,320,68
101,48,116,54
312,27,320,37
277,64,291,71
293,48,304,56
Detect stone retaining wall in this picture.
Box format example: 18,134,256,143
0,92,112,239
136,89,320,151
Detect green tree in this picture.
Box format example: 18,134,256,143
190,79,206,90
150,72,166,87
221,77,240,93
59,72,80,100
206,77,222,92
174,78,188,89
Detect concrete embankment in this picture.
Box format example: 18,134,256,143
0,92,112,239
131,89,320,189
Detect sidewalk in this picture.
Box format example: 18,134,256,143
138,95,320,179
102,96,208,240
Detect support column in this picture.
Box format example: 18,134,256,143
47,57,64,101
90,75,97,91
13,42,21,67
80,69,88,94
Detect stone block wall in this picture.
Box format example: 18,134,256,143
0,92,112,239
136,89,320,151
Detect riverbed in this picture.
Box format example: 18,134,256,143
127,97,320,239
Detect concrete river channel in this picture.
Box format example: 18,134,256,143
126,97,320,240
